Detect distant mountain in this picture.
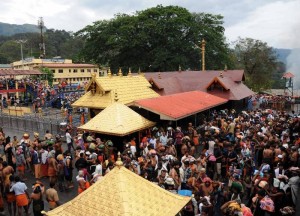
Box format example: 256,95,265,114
0,22,39,36
274,48,291,64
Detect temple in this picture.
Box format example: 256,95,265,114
42,154,190,216
72,70,159,117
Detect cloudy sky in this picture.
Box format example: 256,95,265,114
1,0,299,49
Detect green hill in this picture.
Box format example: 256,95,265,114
0,22,39,36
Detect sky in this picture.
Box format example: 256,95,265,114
0,0,299,49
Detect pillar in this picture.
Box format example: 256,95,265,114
15,80,19,99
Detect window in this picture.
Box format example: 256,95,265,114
58,69,63,73
73,69,78,73
69,69,71,73
73,78,76,81
77,78,79,81
51,69,55,73
94,69,97,72
81,69,85,73
87,69,91,72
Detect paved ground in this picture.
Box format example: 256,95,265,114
1,128,78,215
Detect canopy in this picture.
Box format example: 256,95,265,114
42,159,190,216
78,102,155,136
0,69,42,76
134,91,228,120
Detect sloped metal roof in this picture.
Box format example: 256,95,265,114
72,74,159,109
134,91,228,120
282,72,295,78
143,70,253,100
78,102,155,136
0,69,42,76
42,163,190,216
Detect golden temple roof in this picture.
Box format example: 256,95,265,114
42,164,190,216
78,102,155,136
72,74,159,109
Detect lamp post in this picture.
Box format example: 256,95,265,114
16,39,27,70
38,17,46,59
201,39,206,71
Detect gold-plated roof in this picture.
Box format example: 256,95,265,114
78,102,155,136
43,165,190,216
72,75,159,109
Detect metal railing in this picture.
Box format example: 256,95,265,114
0,112,61,135
0,108,83,137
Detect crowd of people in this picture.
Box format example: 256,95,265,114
0,77,85,111
0,107,299,216
250,94,295,111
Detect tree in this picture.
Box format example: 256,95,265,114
41,67,54,86
232,38,278,91
44,29,72,57
0,40,21,63
61,35,85,62
0,31,84,63
77,5,232,72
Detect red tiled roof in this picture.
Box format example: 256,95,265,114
134,91,228,120
0,69,42,76
40,63,97,68
143,70,253,100
282,72,295,78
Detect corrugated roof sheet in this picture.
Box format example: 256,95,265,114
143,70,253,100
43,165,190,216
134,91,228,120
72,75,159,109
78,102,155,136
0,69,42,76
262,89,300,97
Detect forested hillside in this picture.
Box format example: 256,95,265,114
0,22,40,36
0,29,84,63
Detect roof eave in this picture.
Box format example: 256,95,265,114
134,100,228,121
77,122,156,136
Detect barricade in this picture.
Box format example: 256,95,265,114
0,110,81,137
0,112,61,135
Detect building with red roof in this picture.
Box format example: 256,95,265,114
144,70,254,101
134,91,228,120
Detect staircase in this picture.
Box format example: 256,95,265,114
25,84,38,98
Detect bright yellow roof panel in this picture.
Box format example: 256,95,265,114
43,165,190,216
72,91,113,109
78,102,155,136
72,75,159,109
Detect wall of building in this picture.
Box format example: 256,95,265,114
50,67,99,85
11,58,106,85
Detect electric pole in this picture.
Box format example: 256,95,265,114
38,17,46,59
